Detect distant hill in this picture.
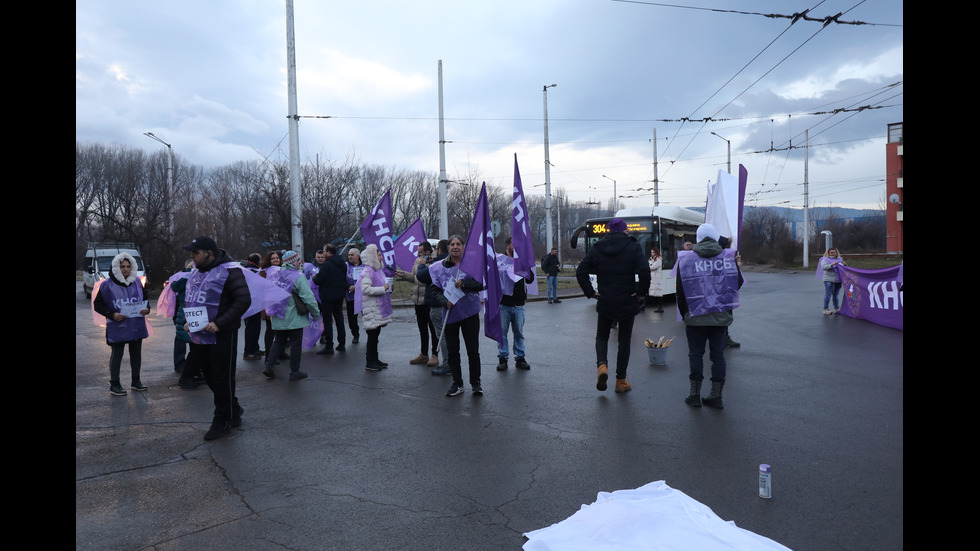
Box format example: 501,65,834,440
687,205,882,222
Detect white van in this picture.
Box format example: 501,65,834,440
82,242,147,298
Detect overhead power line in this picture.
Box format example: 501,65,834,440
609,0,902,28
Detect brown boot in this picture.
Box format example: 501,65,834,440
426,354,439,367
410,353,428,365
596,364,608,391
615,378,632,393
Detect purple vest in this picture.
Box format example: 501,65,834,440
184,262,234,344
677,249,740,317
99,279,149,343
265,267,303,318
429,260,480,324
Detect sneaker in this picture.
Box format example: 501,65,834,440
615,378,632,393
288,371,308,381
378,360,389,368
432,365,452,376
242,353,261,361
204,422,231,441
109,383,127,396
548,300,553,304
316,346,334,355
823,309,832,315
131,381,148,391
515,357,531,370
427,355,439,367
336,344,346,352
497,357,508,371
352,336,360,344
472,384,483,395
365,360,384,371
410,353,428,364
446,383,464,397
554,298,562,303
262,368,276,379
596,364,608,391
178,377,204,389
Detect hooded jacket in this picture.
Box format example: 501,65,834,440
195,249,251,333
575,232,650,321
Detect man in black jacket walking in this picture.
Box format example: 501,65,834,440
542,247,561,303
575,219,649,393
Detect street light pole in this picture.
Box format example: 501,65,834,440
710,131,731,174
543,83,557,253
602,174,617,216
143,132,174,242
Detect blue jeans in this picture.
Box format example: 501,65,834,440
497,304,526,359
686,325,727,382
823,281,842,310
547,275,558,301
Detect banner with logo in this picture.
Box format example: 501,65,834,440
837,264,903,330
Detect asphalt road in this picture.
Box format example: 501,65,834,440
76,271,903,550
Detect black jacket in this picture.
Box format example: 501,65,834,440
312,253,348,301
198,249,251,332
575,232,650,321
541,253,560,276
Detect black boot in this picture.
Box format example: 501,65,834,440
685,379,702,407
702,381,725,409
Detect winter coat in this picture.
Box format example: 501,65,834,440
197,249,252,332
541,253,560,276
395,256,428,306
169,270,192,343
575,232,650,321
647,256,664,297
312,253,349,301
358,249,391,331
269,264,321,331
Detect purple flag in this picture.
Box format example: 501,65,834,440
359,188,396,274
511,154,535,279
459,183,504,344
393,217,427,271
838,264,903,330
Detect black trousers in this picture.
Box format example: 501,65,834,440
445,314,481,386
188,330,242,426
595,313,635,379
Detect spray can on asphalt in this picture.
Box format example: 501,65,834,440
759,464,772,499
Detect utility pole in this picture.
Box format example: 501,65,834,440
437,60,449,240
652,128,660,207
543,83,557,252
803,129,810,268
285,0,304,258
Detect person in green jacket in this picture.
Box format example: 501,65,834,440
262,250,320,381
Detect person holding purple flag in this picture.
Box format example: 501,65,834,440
424,235,486,397
181,236,251,440
92,251,151,396
354,244,392,371
262,250,320,381
677,224,744,409
819,248,847,315
495,237,534,371
576,218,650,393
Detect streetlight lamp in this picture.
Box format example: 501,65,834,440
601,174,617,215
143,132,174,241
543,83,557,253
710,131,731,174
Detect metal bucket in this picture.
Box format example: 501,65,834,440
647,346,668,366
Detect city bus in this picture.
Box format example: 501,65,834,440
569,205,704,296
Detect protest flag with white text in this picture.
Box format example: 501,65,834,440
459,183,504,344
393,217,427,271
358,188,396,275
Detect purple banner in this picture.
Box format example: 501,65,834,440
511,154,535,279
393,217,427,271
359,188,396,275
459,183,504,344
837,264,903,331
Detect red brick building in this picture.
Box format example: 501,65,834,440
885,122,903,253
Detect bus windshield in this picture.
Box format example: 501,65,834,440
570,207,703,294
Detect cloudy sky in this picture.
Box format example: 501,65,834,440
76,0,903,211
